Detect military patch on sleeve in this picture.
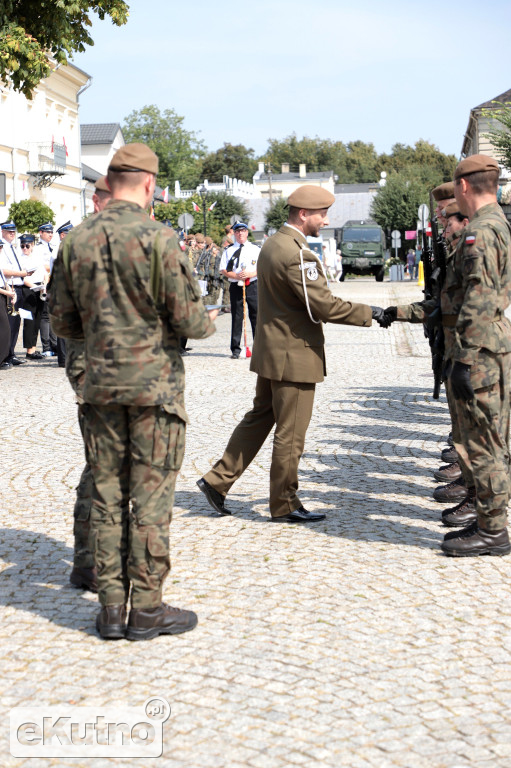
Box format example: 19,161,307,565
465,235,476,245
306,266,318,281
299,261,317,270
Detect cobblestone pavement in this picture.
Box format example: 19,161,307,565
1,278,511,768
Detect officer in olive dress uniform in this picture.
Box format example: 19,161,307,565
198,185,389,522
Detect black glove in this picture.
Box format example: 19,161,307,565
371,306,392,328
450,361,474,401
383,306,397,325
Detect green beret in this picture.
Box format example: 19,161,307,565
287,185,335,210
95,175,109,193
443,201,461,218
109,143,159,174
454,154,499,180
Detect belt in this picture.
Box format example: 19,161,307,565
443,311,503,328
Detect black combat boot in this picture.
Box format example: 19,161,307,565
434,461,462,482
70,566,98,593
126,603,198,641
96,604,127,640
441,446,458,464
441,487,477,527
441,524,511,557
433,476,467,503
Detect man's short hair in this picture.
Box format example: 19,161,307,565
460,169,499,195
107,169,148,190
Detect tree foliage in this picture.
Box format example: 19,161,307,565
264,198,289,234
0,1,129,98
9,199,55,234
482,101,511,171
155,192,248,244
370,173,429,235
201,143,258,183
123,105,206,190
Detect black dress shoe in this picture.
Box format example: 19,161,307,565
9,356,26,365
231,353,240,359
126,602,198,641
441,524,511,557
273,506,326,523
70,566,98,593
197,478,233,515
0,361,12,370
96,604,127,640
26,351,44,360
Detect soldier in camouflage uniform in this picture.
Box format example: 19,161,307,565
206,244,223,305
440,155,511,557
67,176,112,595
50,143,217,639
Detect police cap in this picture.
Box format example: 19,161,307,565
56,221,73,235
19,233,35,245
108,143,159,175
38,222,54,232
1,220,16,231
287,185,335,209
454,154,499,180
232,221,248,231
431,182,454,201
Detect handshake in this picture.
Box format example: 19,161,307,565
370,306,397,329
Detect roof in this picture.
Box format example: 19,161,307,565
81,163,102,183
256,170,333,182
81,123,123,145
335,183,380,194
474,88,511,110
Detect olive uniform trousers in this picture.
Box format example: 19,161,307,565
204,375,315,517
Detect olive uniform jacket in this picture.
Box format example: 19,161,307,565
250,224,372,384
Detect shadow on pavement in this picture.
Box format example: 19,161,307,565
0,527,98,636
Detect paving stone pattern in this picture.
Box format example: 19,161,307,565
1,279,511,768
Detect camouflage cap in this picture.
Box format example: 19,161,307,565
95,175,109,193
205,236,213,245
443,201,461,218
287,185,335,209
108,143,159,175
195,233,205,244
454,154,499,180
431,181,454,201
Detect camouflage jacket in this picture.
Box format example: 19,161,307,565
441,202,511,365
49,200,215,415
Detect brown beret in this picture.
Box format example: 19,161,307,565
195,233,205,244
454,154,499,180
287,185,335,210
431,181,454,201
108,143,159,174
205,236,213,246
443,201,461,218
95,175,109,193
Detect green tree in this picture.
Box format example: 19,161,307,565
155,192,249,244
482,101,511,171
0,1,129,98
264,198,288,234
9,199,55,234
123,105,206,190
370,173,429,236
201,143,258,183
378,140,456,184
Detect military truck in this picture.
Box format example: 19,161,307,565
335,219,386,281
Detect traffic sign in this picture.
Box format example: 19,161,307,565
178,213,194,230
417,204,429,230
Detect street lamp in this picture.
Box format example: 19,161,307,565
198,184,208,238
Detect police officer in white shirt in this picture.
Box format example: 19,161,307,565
0,221,30,365
220,221,260,359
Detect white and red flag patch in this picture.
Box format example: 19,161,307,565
465,235,476,245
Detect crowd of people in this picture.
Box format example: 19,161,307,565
0,219,73,369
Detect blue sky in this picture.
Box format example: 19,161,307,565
74,0,511,160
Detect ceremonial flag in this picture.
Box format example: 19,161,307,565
150,204,155,220
63,137,68,157
51,135,54,153
191,201,200,212
208,201,217,212
162,186,169,203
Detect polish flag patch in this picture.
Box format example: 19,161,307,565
465,235,476,245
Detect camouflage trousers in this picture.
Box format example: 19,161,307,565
452,350,511,530
81,403,186,609
72,405,94,568
445,377,474,488
207,280,221,306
